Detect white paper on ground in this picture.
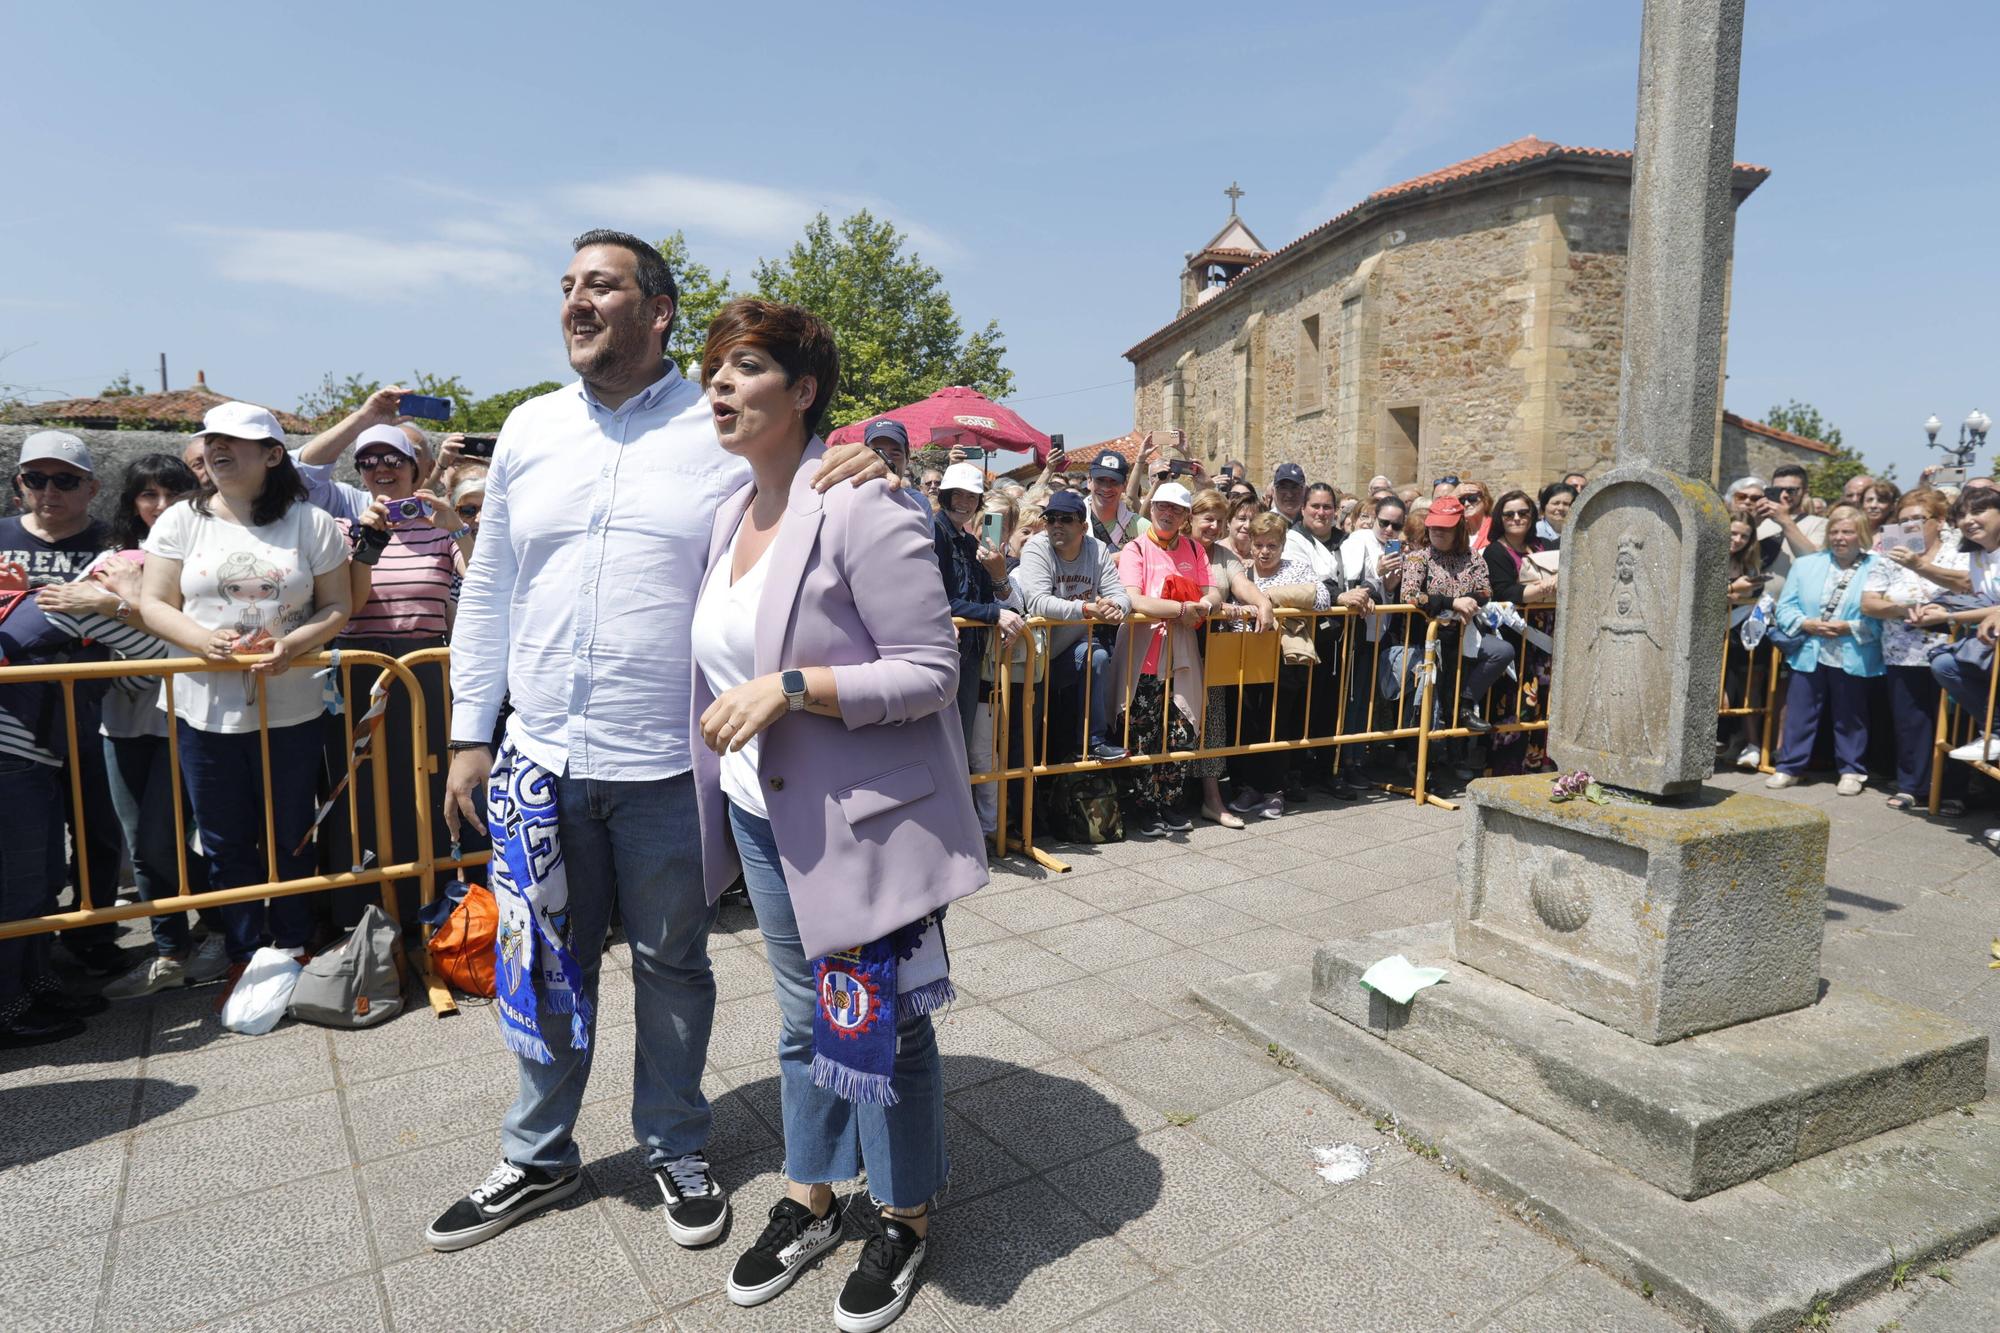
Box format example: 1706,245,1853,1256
1309,1141,1374,1185
1359,954,1447,1005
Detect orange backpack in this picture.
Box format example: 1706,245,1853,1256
426,883,498,997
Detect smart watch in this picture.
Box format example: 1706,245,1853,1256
781,669,808,712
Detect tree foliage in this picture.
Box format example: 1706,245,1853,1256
297,371,559,433
100,371,142,398
657,231,734,378
1765,399,1892,500
750,211,1013,431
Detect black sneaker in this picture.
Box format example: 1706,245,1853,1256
654,1151,730,1247
1160,810,1194,834
727,1196,843,1307
1132,815,1168,839
835,1211,927,1333
424,1161,581,1251
1088,740,1128,763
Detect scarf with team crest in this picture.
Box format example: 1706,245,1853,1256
810,912,953,1105
487,741,592,1064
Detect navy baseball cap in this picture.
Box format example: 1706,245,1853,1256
1089,451,1130,482
1273,462,1306,486
1044,490,1087,517
863,419,909,449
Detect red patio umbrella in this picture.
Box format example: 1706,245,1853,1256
827,386,1051,464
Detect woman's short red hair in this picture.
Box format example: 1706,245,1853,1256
699,298,841,438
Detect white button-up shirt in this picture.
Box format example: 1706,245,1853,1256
449,365,748,780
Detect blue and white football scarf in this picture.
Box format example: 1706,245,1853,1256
487,741,592,1064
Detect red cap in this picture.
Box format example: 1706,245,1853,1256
1425,495,1465,527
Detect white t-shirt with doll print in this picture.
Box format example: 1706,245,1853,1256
143,499,348,733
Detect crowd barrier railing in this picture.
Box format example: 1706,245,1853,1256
0,607,1896,970
0,649,462,1014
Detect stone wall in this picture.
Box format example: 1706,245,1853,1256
1717,417,1831,487
1128,167,1759,498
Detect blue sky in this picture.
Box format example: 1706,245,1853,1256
3,0,1994,481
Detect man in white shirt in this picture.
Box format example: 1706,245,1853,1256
424,229,886,1255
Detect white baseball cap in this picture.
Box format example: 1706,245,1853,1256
17,430,95,475
1150,481,1194,509
195,401,287,446
354,424,417,459
939,462,986,496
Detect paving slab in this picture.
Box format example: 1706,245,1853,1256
1198,964,2000,1332
1311,922,1986,1197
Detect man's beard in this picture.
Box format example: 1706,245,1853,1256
569,317,649,383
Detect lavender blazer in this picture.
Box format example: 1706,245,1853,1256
690,440,989,959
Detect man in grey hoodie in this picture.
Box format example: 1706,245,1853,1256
1016,490,1131,762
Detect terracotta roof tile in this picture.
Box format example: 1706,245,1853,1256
1722,411,1833,456
1128,136,1771,357
5,379,311,433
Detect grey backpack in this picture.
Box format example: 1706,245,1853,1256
289,904,403,1028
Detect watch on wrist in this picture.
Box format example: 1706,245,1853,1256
113,598,132,621
780,669,808,712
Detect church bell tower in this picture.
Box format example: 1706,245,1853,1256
1180,182,1271,313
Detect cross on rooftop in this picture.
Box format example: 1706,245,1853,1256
1224,181,1244,214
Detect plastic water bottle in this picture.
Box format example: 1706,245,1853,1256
1740,593,1774,649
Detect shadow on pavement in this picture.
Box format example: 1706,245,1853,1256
0,1077,194,1165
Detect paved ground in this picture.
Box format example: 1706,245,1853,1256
3,767,1997,1333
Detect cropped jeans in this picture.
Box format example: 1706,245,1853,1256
729,802,947,1208
501,771,716,1174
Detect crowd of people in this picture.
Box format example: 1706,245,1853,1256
3,227,1999,1331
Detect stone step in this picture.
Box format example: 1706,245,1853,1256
1196,962,2000,1333
1308,923,1986,1199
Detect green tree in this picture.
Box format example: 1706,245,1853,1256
751,210,1013,430
298,371,477,428
100,371,142,398
657,231,734,378
1765,399,1891,501
459,382,564,432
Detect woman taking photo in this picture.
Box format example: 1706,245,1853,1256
688,300,985,1333
138,403,352,999
1765,504,1881,795
1863,488,1967,812
35,454,227,999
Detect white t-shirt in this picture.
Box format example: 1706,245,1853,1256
1970,545,2000,604
690,526,772,820
143,499,349,733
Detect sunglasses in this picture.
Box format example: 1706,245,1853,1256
1045,513,1083,526
455,505,482,522
1375,515,1402,528
355,453,408,470
1770,485,1802,497
18,470,86,492
1432,475,1460,488
1501,508,1534,520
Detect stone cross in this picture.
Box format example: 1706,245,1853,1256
1546,0,1743,796
1224,181,1244,215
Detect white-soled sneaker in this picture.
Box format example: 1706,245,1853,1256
1735,746,1761,769
424,1161,580,1251
104,955,186,1000
185,933,230,983
1835,773,1865,797
1949,734,1997,763
834,1211,927,1333
728,1197,841,1307
654,1151,730,1247
1764,772,1800,789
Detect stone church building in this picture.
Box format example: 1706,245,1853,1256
1122,137,1822,492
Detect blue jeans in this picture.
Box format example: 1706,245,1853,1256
176,719,320,963
0,758,64,1009
729,802,946,1208
1775,666,1870,777
1052,635,1118,750
1931,645,1994,726
104,734,209,957
501,771,715,1174
1884,664,1963,801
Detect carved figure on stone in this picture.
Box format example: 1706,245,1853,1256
1578,533,1665,756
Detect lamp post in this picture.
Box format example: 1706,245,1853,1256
1924,409,1990,473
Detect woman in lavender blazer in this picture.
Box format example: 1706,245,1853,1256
688,300,985,1332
